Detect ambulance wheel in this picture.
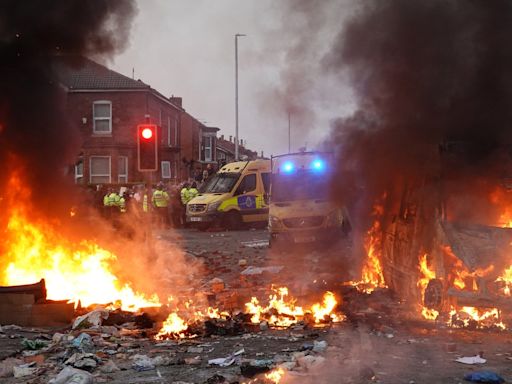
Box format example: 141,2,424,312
224,211,242,230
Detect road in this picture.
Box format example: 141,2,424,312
1,227,512,383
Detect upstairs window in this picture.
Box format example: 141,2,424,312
201,135,213,162
93,101,112,134
75,160,83,184
161,161,171,179
90,156,111,184
118,156,128,183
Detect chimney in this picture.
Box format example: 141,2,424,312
229,135,232,142
261,150,264,158
221,134,224,140
169,96,182,108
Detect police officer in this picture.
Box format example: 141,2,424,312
189,182,199,201
152,183,170,228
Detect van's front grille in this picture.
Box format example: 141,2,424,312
283,216,324,228
188,204,207,213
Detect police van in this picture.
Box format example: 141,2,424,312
269,151,350,247
186,159,271,229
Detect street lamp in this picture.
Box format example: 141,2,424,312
235,33,246,161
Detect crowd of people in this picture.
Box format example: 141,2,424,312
95,170,213,230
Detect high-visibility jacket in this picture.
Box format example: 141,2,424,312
152,190,169,207
180,188,189,205
143,194,149,212
188,188,199,201
107,193,120,207
119,197,126,213
103,194,109,206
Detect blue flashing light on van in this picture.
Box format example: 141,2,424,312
312,159,325,171
282,161,294,173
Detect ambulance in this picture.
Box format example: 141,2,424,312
269,151,349,246
186,159,271,229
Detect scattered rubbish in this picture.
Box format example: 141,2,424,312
208,348,245,367
132,354,156,372
457,355,487,365
21,338,48,350
72,309,109,329
313,340,328,353
71,333,94,352
65,353,99,371
240,360,273,378
13,362,37,378
0,358,23,378
49,366,94,384
240,266,284,275
463,371,505,383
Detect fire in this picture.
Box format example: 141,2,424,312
449,306,506,330
495,265,512,295
265,367,285,383
348,204,387,293
417,254,439,320
156,312,189,339
489,187,512,227
245,287,343,327
442,246,493,291
1,171,160,311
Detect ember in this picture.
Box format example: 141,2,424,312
417,254,439,320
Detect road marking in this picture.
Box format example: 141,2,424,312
241,240,269,248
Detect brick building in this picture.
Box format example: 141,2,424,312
54,56,261,185
216,135,259,165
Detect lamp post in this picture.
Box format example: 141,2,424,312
235,33,246,161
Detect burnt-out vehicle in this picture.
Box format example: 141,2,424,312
380,143,512,316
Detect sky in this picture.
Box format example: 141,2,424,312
111,0,357,157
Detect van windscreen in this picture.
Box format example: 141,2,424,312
201,172,241,193
272,171,330,202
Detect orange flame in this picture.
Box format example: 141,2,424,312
496,265,512,295
442,246,493,291
156,312,189,339
449,306,506,330
1,170,160,311
245,287,343,327
417,254,439,320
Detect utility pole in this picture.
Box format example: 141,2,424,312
288,112,291,153
235,33,246,161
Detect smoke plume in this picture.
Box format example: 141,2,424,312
0,0,136,219
324,0,512,227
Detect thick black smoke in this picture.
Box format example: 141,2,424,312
326,0,512,227
0,0,136,219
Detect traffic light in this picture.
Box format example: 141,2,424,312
137,124,158,171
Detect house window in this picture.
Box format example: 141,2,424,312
93,101,112,134
90,156,111,184
161,161,171,179
168,117,178,147
203,136,213,162
118,156,128,183
75,160,83,184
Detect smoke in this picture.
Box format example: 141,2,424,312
0,0,137,219
325,0,512,226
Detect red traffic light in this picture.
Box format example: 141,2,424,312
141,127,153,139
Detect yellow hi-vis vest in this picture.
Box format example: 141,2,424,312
119,197,126,213
108,193,120,207
152,190,169,207
180,188,189,205
188,188,198,201
103,194,109,206
143,194,149,212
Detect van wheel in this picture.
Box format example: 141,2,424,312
224,211,242,230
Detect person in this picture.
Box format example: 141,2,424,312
152,182,170,228
189,182,199,201
180,182,190,226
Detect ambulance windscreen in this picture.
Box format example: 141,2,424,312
202,173,241,193
272,170,330,202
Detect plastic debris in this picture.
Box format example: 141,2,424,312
49,366,94,384
463,371,504,383
21,338,48,350
13,363,37,378
457,355,487,365
71,333,94,352
72,309,109,329
132,354,156,372
208,348,245,367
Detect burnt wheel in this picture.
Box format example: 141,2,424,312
424,278,444,310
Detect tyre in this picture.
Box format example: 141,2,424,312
424,279,444,310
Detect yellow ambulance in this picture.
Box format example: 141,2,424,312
186,159,271,229
269,152,350,247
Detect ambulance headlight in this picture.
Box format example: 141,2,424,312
207,201,221,212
